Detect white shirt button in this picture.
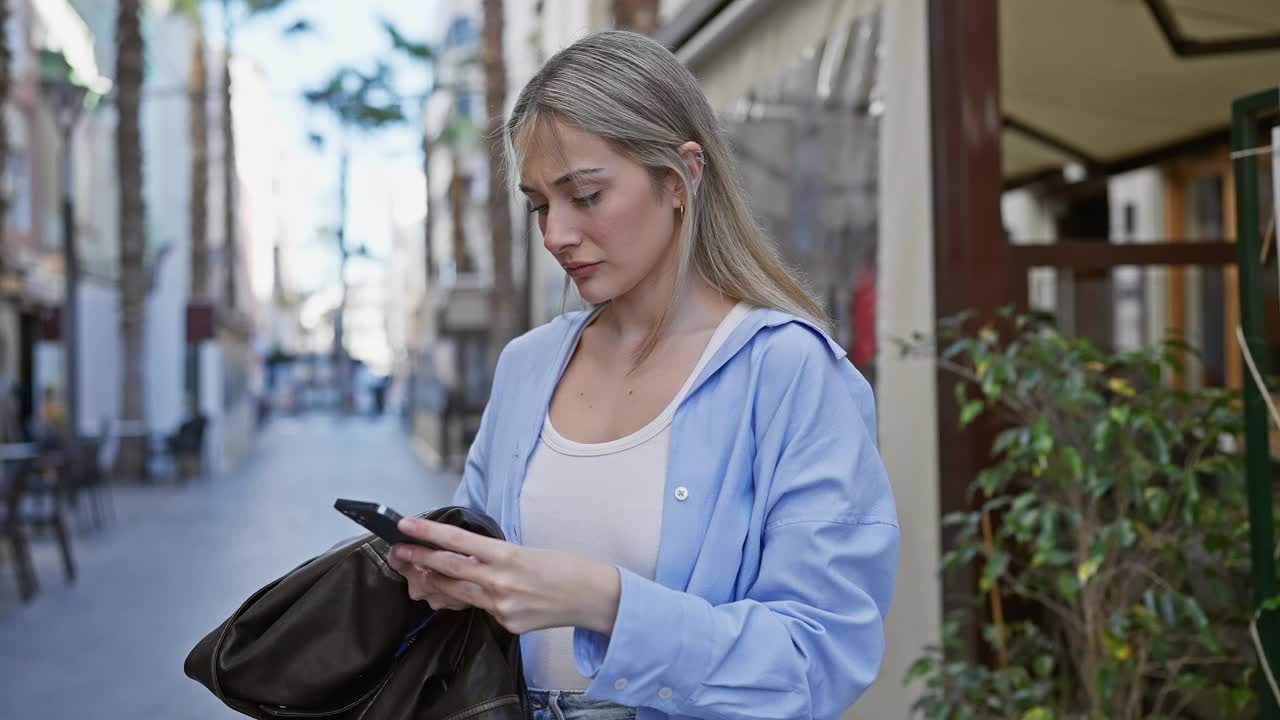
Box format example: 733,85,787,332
674,486,689,501
615,678,628,690
658,687,673,699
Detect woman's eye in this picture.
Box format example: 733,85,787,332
527,203,548,216
571,191,601,207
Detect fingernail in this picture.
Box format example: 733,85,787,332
395,546,412,561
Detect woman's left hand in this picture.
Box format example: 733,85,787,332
392,516,622,636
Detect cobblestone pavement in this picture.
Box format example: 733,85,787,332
0,413,458,719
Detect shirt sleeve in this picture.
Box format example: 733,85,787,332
572,328,900,719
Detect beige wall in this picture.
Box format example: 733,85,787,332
672,1,944,716
856,0,942,717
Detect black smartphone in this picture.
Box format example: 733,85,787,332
334,499,436,548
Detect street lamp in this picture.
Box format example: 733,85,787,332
39,49,90,455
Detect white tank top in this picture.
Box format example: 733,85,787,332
518,303,752,691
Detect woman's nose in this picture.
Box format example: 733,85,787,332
541,211,581,256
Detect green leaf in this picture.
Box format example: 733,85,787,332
993,427,1022,455
247,0,291,12
1077,555,1102,586
960,400,984,427
1022,708,1052,720
1143,487,1170,524
1176,674,1206,691
383,19,436,61
1062,446,1083,480
1097,667,1117,703
1115,518,1137,548
1230,687,1254,711
1033,655,1054,678
980,551,1009,593
904,657,933,683
1056,572,1078,599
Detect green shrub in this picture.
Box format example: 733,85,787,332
900,311,1254,720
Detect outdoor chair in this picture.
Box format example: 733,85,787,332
165,416,208,483
1,458,39,602
0,455,76,602
64,437,114,531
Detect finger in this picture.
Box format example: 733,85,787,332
428,574,490,611
397,518,508,562
386,548,416,575
393,544,484,583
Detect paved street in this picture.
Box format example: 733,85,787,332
0,414,458,719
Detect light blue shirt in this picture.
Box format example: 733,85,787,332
453,307,900,720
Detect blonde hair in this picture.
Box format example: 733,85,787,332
505,30,832,363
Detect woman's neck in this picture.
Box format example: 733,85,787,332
597,262,733,350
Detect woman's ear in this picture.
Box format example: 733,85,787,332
673,141,705,208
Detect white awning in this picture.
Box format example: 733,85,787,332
674,0,881,110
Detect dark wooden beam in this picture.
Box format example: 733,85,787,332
1010,240,1238,272
929,0,1009,657
1004,115,1100,168
1143,0,1280,57
1004,127,1232,191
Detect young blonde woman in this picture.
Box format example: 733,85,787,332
386,30,899,720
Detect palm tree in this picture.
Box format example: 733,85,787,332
0,0,10,234
482,0,515,364
114,0,147,479
175,0,210,300
383,21,438,282
303,64,404,411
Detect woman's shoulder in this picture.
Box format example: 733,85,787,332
744,309,849,371
496,310,595,368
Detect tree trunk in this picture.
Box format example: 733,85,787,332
221,0,237,312
0,0,10,234
115,0,148,480
334,146,352,413
482,0,515,365
189,17,209,300
423,135,436,282
613,0,659,34
448,153,471,275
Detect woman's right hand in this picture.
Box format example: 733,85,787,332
386,544,475,611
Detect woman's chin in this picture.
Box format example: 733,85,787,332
574,278,616,306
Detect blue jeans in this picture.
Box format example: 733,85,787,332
527,689,636,720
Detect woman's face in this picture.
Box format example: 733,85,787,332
518,121,680,305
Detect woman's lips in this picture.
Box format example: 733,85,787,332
565,262,601,279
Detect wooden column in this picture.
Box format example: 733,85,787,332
928,0,1013,650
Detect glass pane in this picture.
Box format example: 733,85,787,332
721,7,882,379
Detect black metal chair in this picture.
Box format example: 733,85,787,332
165,416,208,483
1,458,39,602
0,453,76,602
64,437,113,531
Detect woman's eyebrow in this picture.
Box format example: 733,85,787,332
518,168,605,195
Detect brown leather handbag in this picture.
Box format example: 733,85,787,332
184,506,528,720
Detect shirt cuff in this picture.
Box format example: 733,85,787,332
573,567,712,712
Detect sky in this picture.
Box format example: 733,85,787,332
213,0,448,297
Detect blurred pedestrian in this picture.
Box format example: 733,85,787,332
34,384,67,449
387,30,898,720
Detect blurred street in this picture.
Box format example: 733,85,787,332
0,413,456,720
